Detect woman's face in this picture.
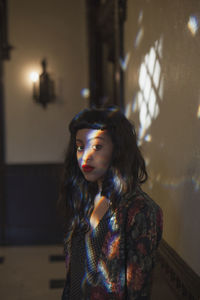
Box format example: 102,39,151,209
76,128,113,185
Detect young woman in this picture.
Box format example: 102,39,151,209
60,106,163,300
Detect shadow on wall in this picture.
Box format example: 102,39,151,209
124,0,200,275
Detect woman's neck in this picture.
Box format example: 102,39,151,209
97,180,102,194
90,193,109,230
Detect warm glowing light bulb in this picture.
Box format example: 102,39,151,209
30,72,39,82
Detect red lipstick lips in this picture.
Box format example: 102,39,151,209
82,164,94,172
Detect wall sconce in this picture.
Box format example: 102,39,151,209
31,59,55,108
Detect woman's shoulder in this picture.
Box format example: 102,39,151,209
123,186,163,229
125,186,160,209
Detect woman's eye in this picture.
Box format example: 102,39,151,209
76,145,84,152
92,144,102,151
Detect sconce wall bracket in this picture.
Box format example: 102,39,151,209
33,59,55,108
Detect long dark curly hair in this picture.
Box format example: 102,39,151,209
59,106,148,250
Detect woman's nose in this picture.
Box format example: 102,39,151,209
82,148,93,162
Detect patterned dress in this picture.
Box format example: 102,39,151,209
62,187,163,300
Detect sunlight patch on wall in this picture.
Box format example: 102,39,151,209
147,173,200,192
135,36,164,145
134,28,144,48
197,104,200,119
134,10,144,48
125,102,132,118
138,10,143,24
187,15,199,36
119,52,131,71
81,88,90,99
144,134,152,142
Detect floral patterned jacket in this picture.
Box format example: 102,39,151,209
62,187,163,299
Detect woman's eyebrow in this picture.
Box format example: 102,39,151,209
76,136,105,143
88,136,105,141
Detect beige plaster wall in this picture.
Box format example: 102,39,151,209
124,0,200,275
4,0,88,163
